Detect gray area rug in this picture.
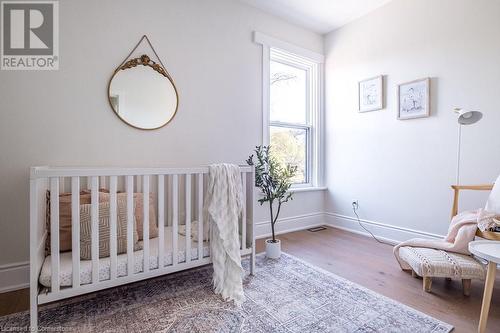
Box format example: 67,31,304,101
0,253,453,332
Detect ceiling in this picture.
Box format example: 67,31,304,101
239,0,393,34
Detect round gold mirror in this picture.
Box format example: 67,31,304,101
108,54,178,130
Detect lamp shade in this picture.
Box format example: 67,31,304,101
454,108,482,125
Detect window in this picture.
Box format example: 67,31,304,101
255,32,323,188
269,54,311,184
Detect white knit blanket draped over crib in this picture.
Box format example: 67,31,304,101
206,163,245,305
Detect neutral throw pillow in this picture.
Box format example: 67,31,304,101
131,192,159,240
485,174,500,214
79,200,142,260
110,193,159,240
46,190,159,254
45,189,110,254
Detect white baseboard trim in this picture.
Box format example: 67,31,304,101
324,212,444,244
255,212,324,239
0,261,29,293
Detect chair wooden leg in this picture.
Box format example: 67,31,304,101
462,279,471,296
423,277,432,292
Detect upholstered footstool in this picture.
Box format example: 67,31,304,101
398,247,486,295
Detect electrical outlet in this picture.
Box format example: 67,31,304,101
352,200,359,210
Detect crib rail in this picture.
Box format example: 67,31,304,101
31,166,253,178
30,165,254,306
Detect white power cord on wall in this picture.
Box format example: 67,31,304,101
352,201,392,245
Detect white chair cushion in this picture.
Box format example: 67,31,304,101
399,247,485,279
485,174,500,214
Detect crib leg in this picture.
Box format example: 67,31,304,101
250,251,256,276
30,294,38,332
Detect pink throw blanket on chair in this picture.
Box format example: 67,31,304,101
393,209,496,270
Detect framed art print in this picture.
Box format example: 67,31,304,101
397,78,430,120
358,75,383,112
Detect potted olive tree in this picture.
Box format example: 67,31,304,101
247,146,297,258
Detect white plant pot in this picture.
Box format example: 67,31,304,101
265,239,281,259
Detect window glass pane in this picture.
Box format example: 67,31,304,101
270,60,307,124
270,126,307,184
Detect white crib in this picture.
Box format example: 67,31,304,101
29,166,255,330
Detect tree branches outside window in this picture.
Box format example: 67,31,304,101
271,72,297,85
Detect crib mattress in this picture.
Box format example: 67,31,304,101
39,227,210,288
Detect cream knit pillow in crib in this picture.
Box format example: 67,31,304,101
79,200,142,259
178,220,209,242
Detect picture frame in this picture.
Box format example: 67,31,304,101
358,75,383,112
397,78,430,120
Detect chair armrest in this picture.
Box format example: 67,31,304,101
451,184,494,218
451,184,493,191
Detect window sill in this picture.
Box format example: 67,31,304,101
289,186,327,193
256,186,327,197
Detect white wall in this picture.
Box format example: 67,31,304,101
0,0,324,274
324,0,500,241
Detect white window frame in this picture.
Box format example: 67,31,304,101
254,31,324,189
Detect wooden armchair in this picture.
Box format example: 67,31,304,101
451,184,500,241
399,184,498,295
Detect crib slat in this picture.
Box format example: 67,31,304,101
109,176,118,280
135,175,141,193
172,175,178,266
100,176,107,190
50,178,60,292
185,175,191,263
241,173,247,250
197,174,203,259
90,177,99,284
166,176,173,226
71,177,80,288
143,176,150,273
126,176,134,276
158,175,165,269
